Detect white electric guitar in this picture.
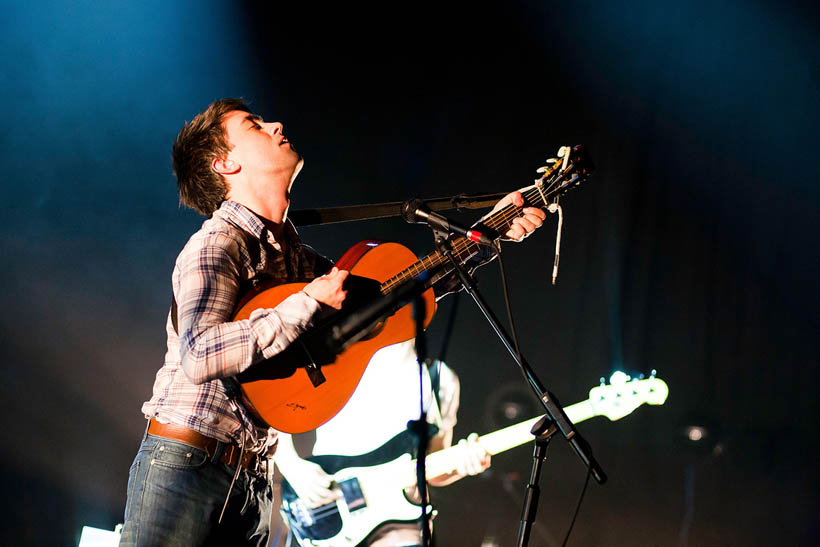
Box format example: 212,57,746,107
280,374,669,546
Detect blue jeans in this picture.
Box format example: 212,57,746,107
119,433,273,546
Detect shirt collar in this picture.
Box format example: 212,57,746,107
216,200,267,240
215,200,300,247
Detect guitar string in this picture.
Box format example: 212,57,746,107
381,188,541,293
380,172,578,294
381,186,540,291
384,173,569,293
286,461,433,521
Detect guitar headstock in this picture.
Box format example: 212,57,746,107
587,371,669,421
534,145,595,201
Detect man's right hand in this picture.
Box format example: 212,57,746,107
304,267,348,309
278,457,340,508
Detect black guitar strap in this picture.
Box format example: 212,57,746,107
419,358,448,438
170,295,179,335
428,359,442,410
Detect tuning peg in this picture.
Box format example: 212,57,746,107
535,162,557,182
599,377,606,386
650,369,657,378
557,146,570,158
609,371,629,385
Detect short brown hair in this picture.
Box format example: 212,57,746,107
172,98,251,215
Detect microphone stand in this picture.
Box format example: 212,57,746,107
319,273,436,544
433,236,607,547
407,295,433,547
291,190,606,544
520,416,559,547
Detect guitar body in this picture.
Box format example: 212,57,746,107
280,430,431,547
233,241,437,433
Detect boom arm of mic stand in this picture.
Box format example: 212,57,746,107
435,239,607,485
288,192,510,227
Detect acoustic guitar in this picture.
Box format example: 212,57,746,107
233,146,593,433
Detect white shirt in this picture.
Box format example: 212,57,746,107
312,340,460,457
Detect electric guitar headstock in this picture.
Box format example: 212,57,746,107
587,371,669,421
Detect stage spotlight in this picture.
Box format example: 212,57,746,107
77,525,121,547
483,381,541,432
684,425,708,442
678,415,724,459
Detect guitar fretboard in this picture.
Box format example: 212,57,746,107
396,398,595,488
379,160,580,295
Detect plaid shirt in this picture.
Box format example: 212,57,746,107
142,200,332,455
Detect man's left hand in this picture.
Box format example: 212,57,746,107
490,191,547,242
455,433,491,476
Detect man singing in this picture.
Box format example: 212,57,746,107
119,98,545,545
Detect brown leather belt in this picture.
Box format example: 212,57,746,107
147,419,263,475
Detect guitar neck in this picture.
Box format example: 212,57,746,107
380,164,577,295
401,398,596,487
472,400,595,457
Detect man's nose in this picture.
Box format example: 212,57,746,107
265,122,284,136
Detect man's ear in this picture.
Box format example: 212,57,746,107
212,157,240,175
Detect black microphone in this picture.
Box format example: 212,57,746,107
401,199,496,246
327,274,429,353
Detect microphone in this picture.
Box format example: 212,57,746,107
327,274,429,353
401,199,496,246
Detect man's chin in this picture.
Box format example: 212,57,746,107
291,156,305,182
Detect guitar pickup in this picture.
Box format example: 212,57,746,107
338,478,366,512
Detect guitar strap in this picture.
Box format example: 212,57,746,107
424,359,445,434
428,359,442,414
170,295,179,335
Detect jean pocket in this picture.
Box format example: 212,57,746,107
150,441,209,470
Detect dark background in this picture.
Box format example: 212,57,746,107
2,1,818,545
